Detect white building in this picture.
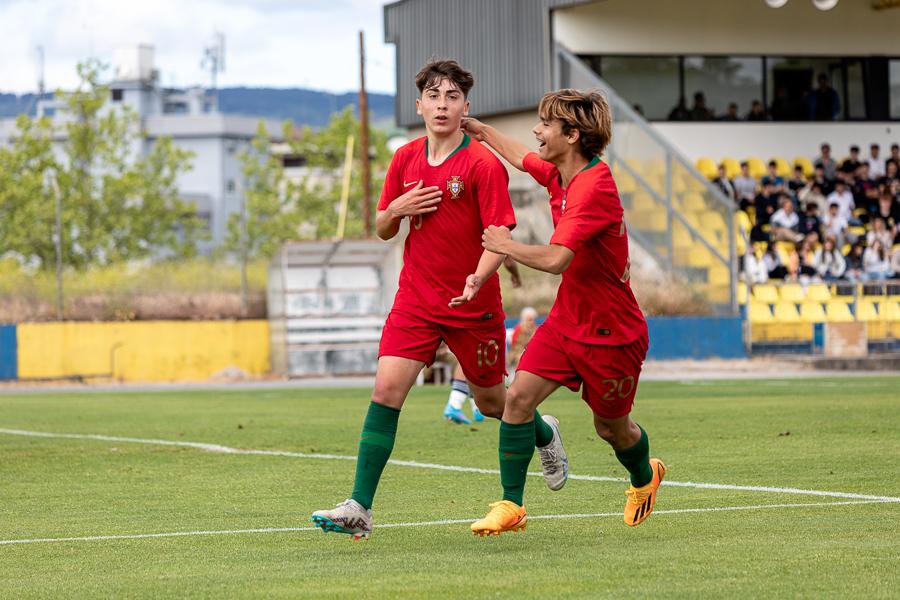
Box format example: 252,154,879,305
0,45,283,253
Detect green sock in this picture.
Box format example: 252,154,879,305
533,409,554,447
499,420,535,506
614,425,653,487
350,401,400,510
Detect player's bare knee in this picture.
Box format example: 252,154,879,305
371,384,404,409
504,387,536,421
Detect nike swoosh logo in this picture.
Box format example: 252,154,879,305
403,181,418,187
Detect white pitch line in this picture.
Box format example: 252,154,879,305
0,499,896,546
2,428,900,503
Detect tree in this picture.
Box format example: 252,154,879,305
0,59,202,270
223,107,391,259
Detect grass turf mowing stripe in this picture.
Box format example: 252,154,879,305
2,427,899,503
1,500,896,546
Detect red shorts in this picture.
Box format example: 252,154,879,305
378,309,507,387
516,319,649,419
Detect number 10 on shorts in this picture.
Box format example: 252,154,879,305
476,340,500,368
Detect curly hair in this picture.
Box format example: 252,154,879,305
538,89,612,159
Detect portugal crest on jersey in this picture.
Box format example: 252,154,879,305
446,176,464,200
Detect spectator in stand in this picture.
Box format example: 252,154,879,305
814,143,838,181
888,143,900,168
507,306,537,372
763,241,787,280
771,195,804,243
799,181,827,215
770,86,794,121
870,193,900,243
845,240,867,283
867,143,885,179
751,181,780,240
798,202,823,242
761,160,785,193
823,202,850,247
826,180,855,223
891,245,900,278
713,165,736,202
742,246,769,284
867,217,895,249
863,239,894,280
668,96,690,121
787,239,818,282
787,165,807,195
734,161,758,209
807,73,841,121
882,160,899,188
809,164,835,196
814,235,846,281
690,91,714,120
721,102,740,121
746,99,767,121
853,163,880,217
841,145,862,175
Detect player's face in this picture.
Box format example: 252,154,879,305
532,117,576,164
416,78,469,136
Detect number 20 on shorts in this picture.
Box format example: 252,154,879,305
601,376,635,400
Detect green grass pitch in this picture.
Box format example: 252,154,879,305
1,377,898,598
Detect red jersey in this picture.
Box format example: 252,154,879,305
522,152,647,346
379,134,516,326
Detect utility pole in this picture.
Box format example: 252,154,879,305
239,178,248,317
46,171,64,321
358,30,372,238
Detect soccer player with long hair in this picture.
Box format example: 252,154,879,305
464,89,665,535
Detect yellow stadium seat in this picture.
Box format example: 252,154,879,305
752,284,779,304
794,157,814,178
779,283,805,303
749,302,774,323
745,157,767,179
707,266,731,286
880,301,900,321
696,157,717,180
825,302,855,322
701,212,727,233
630,211,667,232
799,302,826,322
770,157,792,178
774,301,802,323
738,282,748,305
629,192,658,212
721,158,741,179
736,211,752,235
774,243,792,265
680,192,707,212
856,300,879,322
806,284,832,303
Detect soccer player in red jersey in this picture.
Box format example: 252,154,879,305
465,89,666,535
312,60,565,540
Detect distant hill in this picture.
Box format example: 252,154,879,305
0,88,396,129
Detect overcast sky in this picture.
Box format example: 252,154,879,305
0,0,397,95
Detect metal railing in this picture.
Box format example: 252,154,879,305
554,45,738,313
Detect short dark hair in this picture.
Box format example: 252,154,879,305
414,59,474,98
892,143,899,151
740,161,748,168
821,143,830,150
850,145,860,153
768,160,777,167
871,143,880,149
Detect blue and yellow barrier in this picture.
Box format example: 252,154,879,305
7,320,269,383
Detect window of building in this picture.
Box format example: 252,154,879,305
111,89,123,102
226,179,236,193
765,57,844,121
890,60,900,119
590,56,680,121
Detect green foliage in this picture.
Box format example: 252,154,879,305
225,107,390,258
0,59,201,270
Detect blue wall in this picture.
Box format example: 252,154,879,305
0,324,17,380
646,316,746,360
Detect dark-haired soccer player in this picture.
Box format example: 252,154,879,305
464,89,665,536
311,60,566,540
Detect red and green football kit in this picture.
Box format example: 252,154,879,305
377,134,516,386
516,152,649,417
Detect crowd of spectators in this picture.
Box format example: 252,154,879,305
721,142,900,285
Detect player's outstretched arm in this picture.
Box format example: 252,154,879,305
448,249,506,307
461,118,529,173
482,225,574,275
375,181,443,240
